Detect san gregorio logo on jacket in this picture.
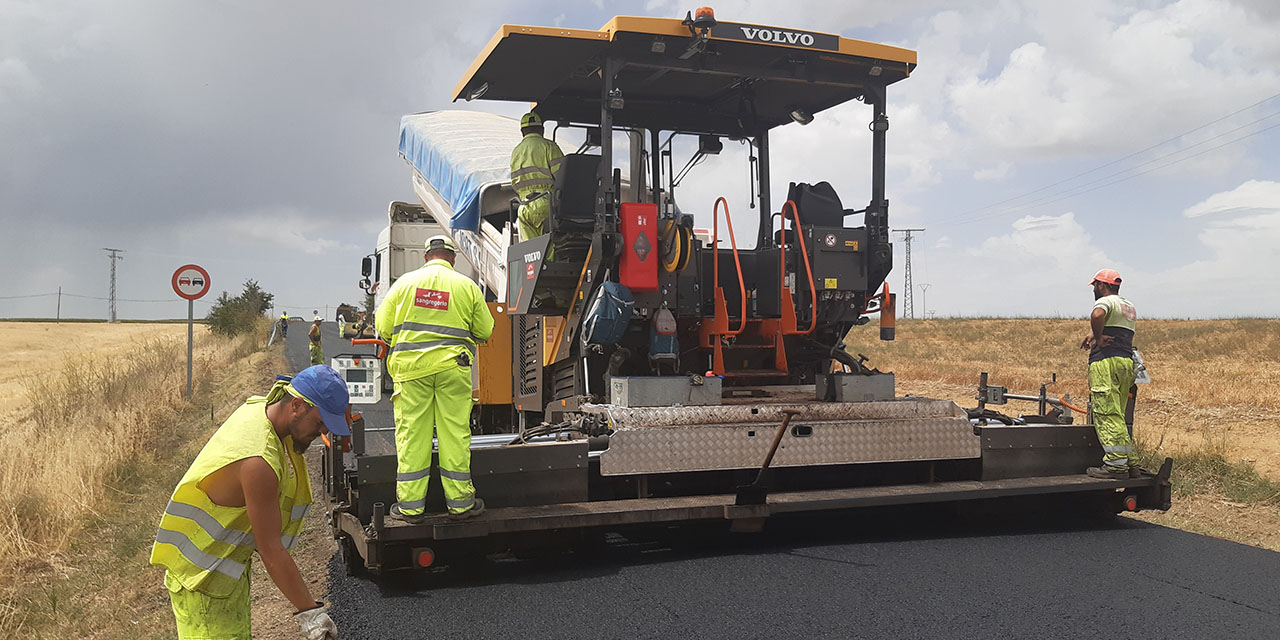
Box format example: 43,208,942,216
414,288,450,310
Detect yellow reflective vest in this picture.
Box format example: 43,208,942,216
149,384,311,597
510,132,564,203
375,259,495,382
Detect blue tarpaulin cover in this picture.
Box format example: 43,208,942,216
398,111,523,231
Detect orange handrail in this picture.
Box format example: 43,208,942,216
712,197,747,336
352,337,389,360
780,200,818,335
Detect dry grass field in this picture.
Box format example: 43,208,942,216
848,318,1280,478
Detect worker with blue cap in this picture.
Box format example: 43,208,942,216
151,365,349,639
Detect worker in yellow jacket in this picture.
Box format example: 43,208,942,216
376,235,494,522
510,111,564,252
150,365,350,639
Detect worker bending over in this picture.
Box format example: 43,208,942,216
1080,268,1138,479
510,111,564,252
376,235,494,522
151,365,349,639
308,317,324,365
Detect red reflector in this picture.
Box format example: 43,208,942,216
1124,496,1138,511
416,549,435,568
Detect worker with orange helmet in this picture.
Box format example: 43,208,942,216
1080,268,1138,479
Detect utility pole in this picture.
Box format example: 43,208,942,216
892,229,924,319
103,248,124,323
57,286,62,323
918,283,931,319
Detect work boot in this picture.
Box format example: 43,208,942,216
1129,466,1143,478
1086,466,1129,480
448,498,485,520
389,503,426,525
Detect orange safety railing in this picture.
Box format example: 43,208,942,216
779,200,817,335
352,337,389,360
711,197,747,336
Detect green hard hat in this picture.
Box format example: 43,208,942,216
521,112,543,128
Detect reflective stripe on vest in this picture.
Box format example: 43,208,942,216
391,338,476,354
392,322,473,339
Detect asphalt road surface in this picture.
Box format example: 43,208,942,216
285,326,1280,639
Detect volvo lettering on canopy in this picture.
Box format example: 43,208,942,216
716,22,840,51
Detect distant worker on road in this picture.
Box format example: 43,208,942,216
150,365,349,640
309,317,324,366
1080,268,1138,479
510,111,564,251
278,311,289,338
376,235,494,523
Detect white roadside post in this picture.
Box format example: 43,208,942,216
172,264,211,400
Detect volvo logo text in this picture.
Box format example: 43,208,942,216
739,26,816,47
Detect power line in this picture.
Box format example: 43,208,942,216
937,91,1280,225
957,120,1280,227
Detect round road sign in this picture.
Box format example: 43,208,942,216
172,264,211,300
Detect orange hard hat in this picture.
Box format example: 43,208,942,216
1090,269,1122,286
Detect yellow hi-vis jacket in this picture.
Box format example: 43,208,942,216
149,383,311,597
510,132,564,205
375,259,495,382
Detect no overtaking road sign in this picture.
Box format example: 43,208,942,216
172,263,210,399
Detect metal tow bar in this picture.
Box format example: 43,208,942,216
735,408,802,506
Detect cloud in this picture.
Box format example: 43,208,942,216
201,208,362,256
1183,179,1280,218
0,57,40,104
972,162,1011,181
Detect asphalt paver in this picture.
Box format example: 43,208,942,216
285,323,1280,639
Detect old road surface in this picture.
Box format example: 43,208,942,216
286,324,1280,639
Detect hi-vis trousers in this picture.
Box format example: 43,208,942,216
1090,356,1137,471
392,366,477,515
166,567,251,639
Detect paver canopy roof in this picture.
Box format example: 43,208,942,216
453,15,917,136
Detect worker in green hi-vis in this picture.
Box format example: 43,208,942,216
376,235,494,523
510,111,564,258
1079,268,1138,480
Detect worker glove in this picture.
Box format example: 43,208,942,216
294,602,339,640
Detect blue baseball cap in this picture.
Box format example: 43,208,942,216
290,365,351,436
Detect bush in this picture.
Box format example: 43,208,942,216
206,280,274,337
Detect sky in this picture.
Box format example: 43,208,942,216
2,0,1278,320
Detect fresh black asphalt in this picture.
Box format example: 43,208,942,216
286,323,1280,639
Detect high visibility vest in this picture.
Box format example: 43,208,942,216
510,133,564,203
374,259,495,382
149,384,311,597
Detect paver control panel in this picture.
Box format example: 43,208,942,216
331,354,382,404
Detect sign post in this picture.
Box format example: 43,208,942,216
172,264,211,400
